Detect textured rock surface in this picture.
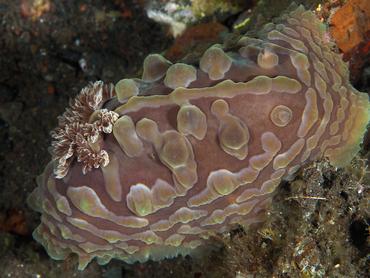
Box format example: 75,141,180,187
28,5,370,270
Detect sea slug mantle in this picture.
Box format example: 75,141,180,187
28,5,370,270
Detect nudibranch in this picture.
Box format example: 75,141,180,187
28,5,369,270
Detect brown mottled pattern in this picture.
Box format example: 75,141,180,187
28,5,369,270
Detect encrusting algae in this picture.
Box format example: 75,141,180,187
27,4,369,270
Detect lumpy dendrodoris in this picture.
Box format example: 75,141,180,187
28,5,369,270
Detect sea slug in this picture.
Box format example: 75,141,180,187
28,5,369,270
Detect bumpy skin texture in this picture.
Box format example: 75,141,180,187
28,5,369,270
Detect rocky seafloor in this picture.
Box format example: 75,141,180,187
0,0,368,277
